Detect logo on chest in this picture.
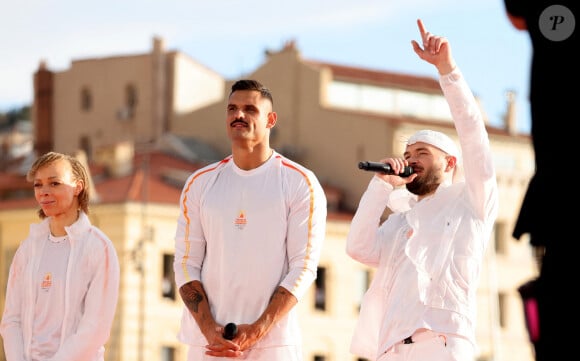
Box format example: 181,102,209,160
41,272,52,291
234,210,247,230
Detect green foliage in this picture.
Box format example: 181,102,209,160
0,105,30,130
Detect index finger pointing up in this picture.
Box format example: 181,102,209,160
417,18,427,40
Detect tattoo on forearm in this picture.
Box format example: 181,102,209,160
271,287,289,302
181,284,204,313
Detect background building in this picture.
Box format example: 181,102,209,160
1,37,537,361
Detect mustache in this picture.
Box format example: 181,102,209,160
230,118,247,126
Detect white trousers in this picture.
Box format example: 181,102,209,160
378,330,474,361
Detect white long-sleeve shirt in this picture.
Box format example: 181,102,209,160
346,68,499,361
174,151,327,349
0,212,120,361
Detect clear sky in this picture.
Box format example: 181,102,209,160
0,0,532,133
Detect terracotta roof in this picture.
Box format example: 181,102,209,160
0,172,29,191
0,150,353,218
0,150,203,210
94,151,203,204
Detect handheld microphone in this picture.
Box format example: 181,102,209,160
358,161,414,177
223,322,237,340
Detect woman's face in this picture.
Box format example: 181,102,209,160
32,159,80,218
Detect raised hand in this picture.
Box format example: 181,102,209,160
411,19,456,75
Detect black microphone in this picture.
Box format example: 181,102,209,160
358,161,414,177
223,322,237,340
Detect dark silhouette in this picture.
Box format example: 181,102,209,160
504,2,576,360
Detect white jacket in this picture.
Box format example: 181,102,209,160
346,68,499,360
1,212,120,361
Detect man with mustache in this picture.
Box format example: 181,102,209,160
173,79,327,360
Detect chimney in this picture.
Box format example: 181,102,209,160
95,141,135,178
504,90,518,135
152,36,167,141
33,60,54,155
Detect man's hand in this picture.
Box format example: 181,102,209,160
411,19,456,75
374,158,417,187
205,324,243,357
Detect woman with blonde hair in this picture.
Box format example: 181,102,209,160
1,151,120,361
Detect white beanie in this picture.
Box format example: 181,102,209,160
407,130,460,161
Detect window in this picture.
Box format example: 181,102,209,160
80,87,92,111
79,136,92,161
315,267,326,311
326,80,452,121
117,84,138,120
498,292,508,328
355,269,371,312
161,346,175,361
493,222,508,255
126,84,137,109
162,253,176,300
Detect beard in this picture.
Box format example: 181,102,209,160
406,165,444,196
